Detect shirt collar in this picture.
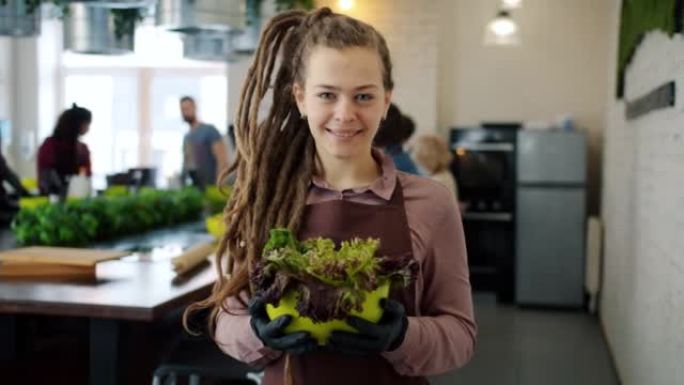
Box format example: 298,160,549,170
310,148,397,201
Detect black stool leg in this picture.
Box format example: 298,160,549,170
90,319,120,385
0,315,16,362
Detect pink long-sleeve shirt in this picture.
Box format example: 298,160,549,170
215,151,477,377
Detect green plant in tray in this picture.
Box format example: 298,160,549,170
11,187,203,246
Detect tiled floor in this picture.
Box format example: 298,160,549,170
429,293,621,385
4,292,620,385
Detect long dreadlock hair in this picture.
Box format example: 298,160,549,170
184,6,395,338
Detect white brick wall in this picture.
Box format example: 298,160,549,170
601,30,684,385
0,38,11,120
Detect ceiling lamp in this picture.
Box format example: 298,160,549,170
483,9,520,46
337,0,354,11
501,0,522,10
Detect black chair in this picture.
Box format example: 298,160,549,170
128,167,157,189
151,335,262,385
105,172,132,188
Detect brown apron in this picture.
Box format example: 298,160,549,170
262,180,429,385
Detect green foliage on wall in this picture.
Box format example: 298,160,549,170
617,0,682,97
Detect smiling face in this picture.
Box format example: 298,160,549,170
294,46,391,163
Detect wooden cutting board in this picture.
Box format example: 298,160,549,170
0,262,97,280
0,247,128,267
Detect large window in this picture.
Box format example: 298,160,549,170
61,26,227,189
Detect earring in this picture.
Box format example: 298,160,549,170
300,113,307,120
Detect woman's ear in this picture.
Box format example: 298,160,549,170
293,82,306,117
382,90,392,119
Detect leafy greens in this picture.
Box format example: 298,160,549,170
251,228,417,322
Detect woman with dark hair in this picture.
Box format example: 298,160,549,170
37,104,92,195
373,103,420,175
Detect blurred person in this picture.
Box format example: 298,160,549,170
180,96,229,189
37,104,92,196
0,136,29,198
373,103,420,175
0,138,30,226
411,134,459,200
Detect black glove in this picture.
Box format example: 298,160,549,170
248,297,318,355
326,298,409,355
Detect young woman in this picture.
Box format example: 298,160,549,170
187,7,476,385
37,104,92,195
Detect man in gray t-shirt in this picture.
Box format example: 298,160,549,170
180,96,228,189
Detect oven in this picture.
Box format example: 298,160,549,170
449,125,518,302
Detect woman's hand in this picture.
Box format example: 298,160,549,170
326,299,409,355
248,297,318,355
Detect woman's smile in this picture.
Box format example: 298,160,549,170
324,127,364,141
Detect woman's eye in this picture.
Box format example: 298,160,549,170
317,92,336,100
356,93,374,102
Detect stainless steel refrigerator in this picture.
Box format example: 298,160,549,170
515,130,586,307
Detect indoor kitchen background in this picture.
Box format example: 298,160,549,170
0,0,682,384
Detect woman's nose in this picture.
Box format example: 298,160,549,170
333,98,357,122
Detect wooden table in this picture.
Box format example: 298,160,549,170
0,221,219,385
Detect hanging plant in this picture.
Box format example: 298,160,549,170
244,0,314,26
274,0,315,12
110,6,146,41
50,0,69,17
245,0,261,26
0,0,43,14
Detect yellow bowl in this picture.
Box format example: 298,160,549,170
204,185,230,201
205,214,225,239
21,178,38,191
104,185,128,197
266,282,390,345
19,196,49,209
